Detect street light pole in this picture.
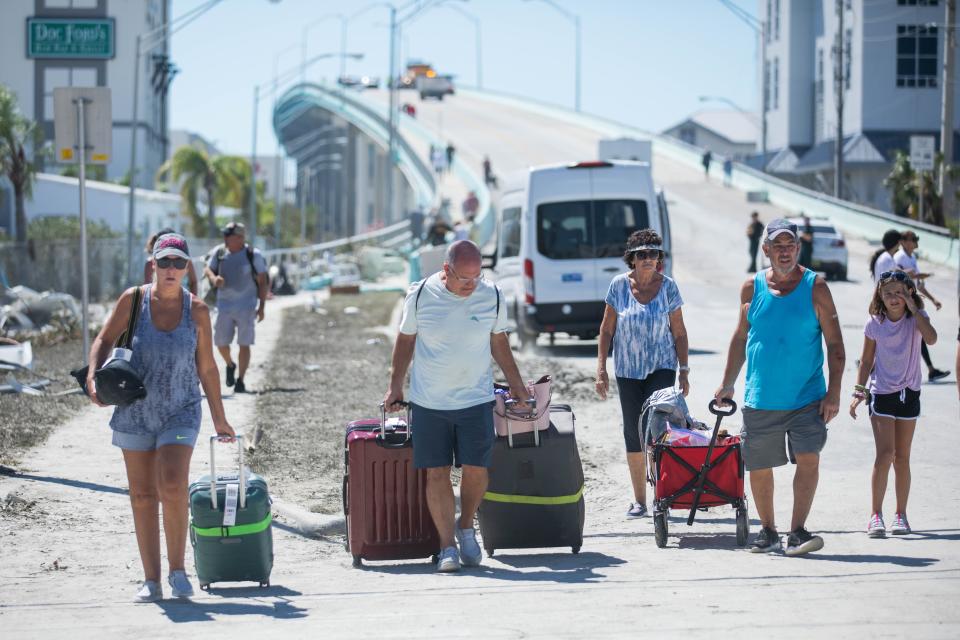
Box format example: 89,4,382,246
386,4,397,224
125,34,141,283
249,84,259,246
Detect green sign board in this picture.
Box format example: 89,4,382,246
27,18,115,59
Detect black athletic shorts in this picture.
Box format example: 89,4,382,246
869,388,920,420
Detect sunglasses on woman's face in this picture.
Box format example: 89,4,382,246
631,249,661,261
156,257,188,270
879,270,908,282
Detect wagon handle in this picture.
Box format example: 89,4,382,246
686,400,735,526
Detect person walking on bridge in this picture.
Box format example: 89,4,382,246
384,240,529,573
715,218,845,556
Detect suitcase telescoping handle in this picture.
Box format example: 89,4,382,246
209,434,246,511
379,401,412,446
504,397,538,448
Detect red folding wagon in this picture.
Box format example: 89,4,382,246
645,400,749,548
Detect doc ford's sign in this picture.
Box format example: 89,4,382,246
27,18,115,59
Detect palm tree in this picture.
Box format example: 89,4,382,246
0,85,41,242
156,146,242,237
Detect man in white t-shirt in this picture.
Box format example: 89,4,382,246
384,240,529,573
896,231,950,381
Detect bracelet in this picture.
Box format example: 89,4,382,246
854,384,868,392
678,366,690,373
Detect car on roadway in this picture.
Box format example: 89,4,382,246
485,160,672,347
417,74,454,100
760,216,848,280
360,76,379,89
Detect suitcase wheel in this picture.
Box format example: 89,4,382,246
200,583,210,592
259,581,270,588
571,546,580,554
352,555,362,568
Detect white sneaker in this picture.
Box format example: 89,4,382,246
891,512,911,535
167,570,194,598
867,513,886,538
435,546,461,573
456,527,483,567
133,580,163,603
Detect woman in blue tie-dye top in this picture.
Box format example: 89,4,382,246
596,229,690,519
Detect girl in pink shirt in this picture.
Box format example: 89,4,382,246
850,271,938,538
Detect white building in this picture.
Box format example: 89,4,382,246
0,0,172,189
662,109,760,160
762,0,960,213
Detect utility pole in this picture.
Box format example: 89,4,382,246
833,0,845,199
761,20,768,168
939,0,956,229
386,5,397,226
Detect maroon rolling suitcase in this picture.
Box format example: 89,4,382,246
342,403,439,568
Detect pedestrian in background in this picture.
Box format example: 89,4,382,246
384,240,529,572
895,231,950,381
408,208,425,246
203,222,267,394
747,211,764,273
870,229,902,283
798,213,814,269
596,229,689,519
87,233,235,602
144,227,197,294
445,141,456,171
850,271,937,538
722,157,733,187
701,150,712,178
715,218,845,557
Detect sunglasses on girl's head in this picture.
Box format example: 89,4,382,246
879,270,908,282
631,249,662,261
156,257,188,270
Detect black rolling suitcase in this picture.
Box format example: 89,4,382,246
478,404,585,556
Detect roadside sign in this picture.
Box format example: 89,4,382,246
53,87,112,165
910,135,936,171
26,18,115,59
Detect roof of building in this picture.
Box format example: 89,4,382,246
789,131,960,172
662,109,760,145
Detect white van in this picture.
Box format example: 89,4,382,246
486,160,671,346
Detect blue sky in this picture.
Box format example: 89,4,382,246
169,0,761,155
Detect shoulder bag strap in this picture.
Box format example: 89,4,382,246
116,286,143,350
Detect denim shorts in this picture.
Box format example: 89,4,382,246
741,400,828,471
411,401,495,469
111,425,199,451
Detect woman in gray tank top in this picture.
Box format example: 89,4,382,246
86,233,234,603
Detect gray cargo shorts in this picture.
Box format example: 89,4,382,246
741,400,827,471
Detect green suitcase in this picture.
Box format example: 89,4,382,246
189,435,273,590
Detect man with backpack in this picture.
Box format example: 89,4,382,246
204,221,267,393
384,240,529,572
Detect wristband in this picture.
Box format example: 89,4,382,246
678,366,690,373
854,384,868,392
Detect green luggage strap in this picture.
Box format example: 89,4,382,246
482,484,584,506
191,512,273,538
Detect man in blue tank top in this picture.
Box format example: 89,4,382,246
715,218,845,557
